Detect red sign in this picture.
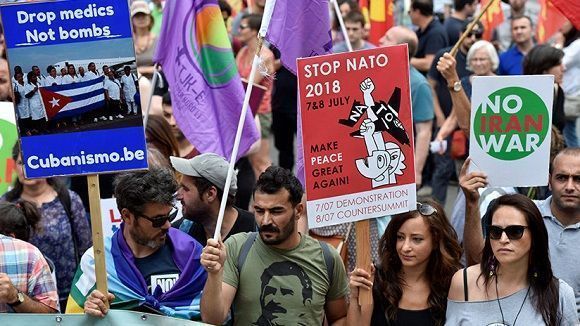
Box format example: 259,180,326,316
297,45,416,228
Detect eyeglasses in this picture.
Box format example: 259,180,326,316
417,202,437,216
488,225,528,240
136,206,178,228
467,31,483,39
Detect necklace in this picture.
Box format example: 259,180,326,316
495,276,530,326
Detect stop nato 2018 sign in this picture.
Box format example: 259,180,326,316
469,75,553,187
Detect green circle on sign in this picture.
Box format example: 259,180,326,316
473,86,549,161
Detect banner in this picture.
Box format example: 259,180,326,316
469,75,553,187
0,0,148,178
550,0,580,29
153,0,259,161
536,0,566,43
0,102,17,194
480,0,504,41
297,45,416,228
0,310,208,325
359,0,394,46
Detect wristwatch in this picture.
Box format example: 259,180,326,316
8,289,25,307
448,80,462,92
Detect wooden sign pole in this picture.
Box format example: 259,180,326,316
355,219,372,305
87,174,108,301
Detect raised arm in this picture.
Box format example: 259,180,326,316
459,158,487,265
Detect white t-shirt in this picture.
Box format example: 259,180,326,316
24,83,45,120
13,82,30,119
44,75,61,87
61,74,78,85
85,71,99,80
104,78,121,100
121,73,138,101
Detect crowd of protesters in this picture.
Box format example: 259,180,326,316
0,0,579,325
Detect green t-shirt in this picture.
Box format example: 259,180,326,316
223,232,349,325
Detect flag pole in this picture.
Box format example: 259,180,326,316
142,63,159,127
213,0,277,240
331,0,353,52
450,0,498,56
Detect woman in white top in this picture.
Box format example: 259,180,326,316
24,71,46,134
445,194,577,325
44,65,61,87
13,71,31,134
60,65,78,85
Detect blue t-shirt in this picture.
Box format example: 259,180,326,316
332,41,375,53
410,66,435,122
498,46,525,75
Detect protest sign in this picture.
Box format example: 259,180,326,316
297,45,416,228
469,75,553,187
0,102,17,194
0,0,147,178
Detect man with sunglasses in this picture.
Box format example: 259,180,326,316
67,168,207,320
460,148,580,316
425,20,483,204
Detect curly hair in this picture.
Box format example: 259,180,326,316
254,166,303,206
479,194,561,326
113,167,177,215
376,200,462,325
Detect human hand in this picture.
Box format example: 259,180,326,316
360,77,375,94
201,238,227,274
360,118,375,136
436,53,460,85
84,290,115,318
0,273,18,304
459,158,488,203
349,266,375,300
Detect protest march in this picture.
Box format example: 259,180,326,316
0,0,579,325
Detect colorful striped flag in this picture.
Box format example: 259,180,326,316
39,77,105,120
359,0,394,46
536,0,566,43
263,0,333,184
153,0,259,160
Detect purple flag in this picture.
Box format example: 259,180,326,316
154,0,259,160
264,0,332,184
264,0,333,74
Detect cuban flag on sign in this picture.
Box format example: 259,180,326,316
39,76,106,120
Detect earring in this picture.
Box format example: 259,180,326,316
489,256,497,277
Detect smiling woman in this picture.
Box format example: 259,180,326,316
445,194,578,326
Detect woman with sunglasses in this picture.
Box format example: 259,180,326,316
446,194,577,325
347,201,462,325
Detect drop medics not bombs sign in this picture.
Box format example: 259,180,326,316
297,45,416,228
0,0,147,178
469,75,553,187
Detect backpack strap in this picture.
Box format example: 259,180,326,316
319,241,335,290
57,188,79,265
237,232,258,274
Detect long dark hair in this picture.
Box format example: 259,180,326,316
376,200,462,325
480,194,560,326
522,44,564,75
0,200,41,241
4,143,68,203
145,114,179,159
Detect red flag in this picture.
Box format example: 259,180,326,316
38,88,72,119
536,0,567,43
360,0,394,46
480,0,504,41
550,0,580,29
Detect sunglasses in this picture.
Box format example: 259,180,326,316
417,202,437,216
239,24,250,30
137,206,178,228
467,31,483,39
488,225,528,240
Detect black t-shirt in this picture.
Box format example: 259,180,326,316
416,18,449,60
271,47,298,113
134,243,180,294
172,207,256,246
443,16,465,46
371,291,436,325
427,46,470,117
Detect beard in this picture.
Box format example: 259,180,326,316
259,213,296,246
129,224,168,249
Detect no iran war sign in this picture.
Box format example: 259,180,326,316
297,45,416,228
0,0,147,178
469,75,553,187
